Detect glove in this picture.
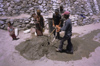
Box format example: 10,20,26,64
56,25,61,32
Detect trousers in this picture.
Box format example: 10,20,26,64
59,36,73,51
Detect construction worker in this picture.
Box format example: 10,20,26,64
56,11,73,54
59,5,65,27
52,9,61,39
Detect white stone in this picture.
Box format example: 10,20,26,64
23,29,31,34
38,0,43,4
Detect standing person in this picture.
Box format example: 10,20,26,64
59,5,65,14
52,9,61,39
56,11,73,54
59,5,65,27
7,22,17,40
35,9,44,36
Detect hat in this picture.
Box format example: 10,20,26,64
62,11,70,15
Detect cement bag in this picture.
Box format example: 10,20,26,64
30,28,35,34
15,28,19,37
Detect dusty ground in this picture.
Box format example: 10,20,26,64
0,23,100,66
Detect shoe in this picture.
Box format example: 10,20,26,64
66,50,73,54
56,49,62,52
13,38,19,40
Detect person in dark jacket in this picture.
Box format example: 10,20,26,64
56,11,73,54
52,9,61,39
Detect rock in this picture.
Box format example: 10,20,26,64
73,21,78,26
89,13,93,16
23,1,27,5
14,0,20,2
24,20,30,24
1,25,5,29
26,24,31,29
0,20,4,25
43,0,46,4
3,4,8,9
8,7,12,11
82,19,87,25
94,19,100,23
12,10,16,14
23,29,31,34
38,0,43,4
34,6,39,10
18,25,22,28
77,18,83,26
84,12,88,16
2,12,6,15
29,7,34,11
15,6,21,10
22,24,26,27
39,6,44,11
0,8,4,11
30,20,35,24
0,3,3,8
0,0,3,3
20,11,25,14
6,2,10,7
20,19,24,23
27,4,32,7
28,0,33,4
13,22,20,27
3,24,7,30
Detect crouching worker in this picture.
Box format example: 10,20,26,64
56,11,73,54
7,22,17,40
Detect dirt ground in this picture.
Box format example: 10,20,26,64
15,29,100,61
0,23,100,66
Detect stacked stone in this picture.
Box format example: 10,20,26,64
0,18,7,30
97,0,100,10
0,0,99,16
0,18,35,30
0,0,55,16
0,0,100,30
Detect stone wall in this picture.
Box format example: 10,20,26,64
0,0,54,16
0,0,100,30
0,0,99,16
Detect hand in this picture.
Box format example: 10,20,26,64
56,25,61,32
56,28,60,32
56,25,59,28
53,24,55,27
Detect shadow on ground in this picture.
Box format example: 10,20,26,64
15,29,100,61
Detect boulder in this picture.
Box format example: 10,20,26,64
0,3,3,8
14,0,20,2
0,25,5,29
23,29,31,34
22,24,26,27
26,24,31,29
0,0,3,2
0,20,4,25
